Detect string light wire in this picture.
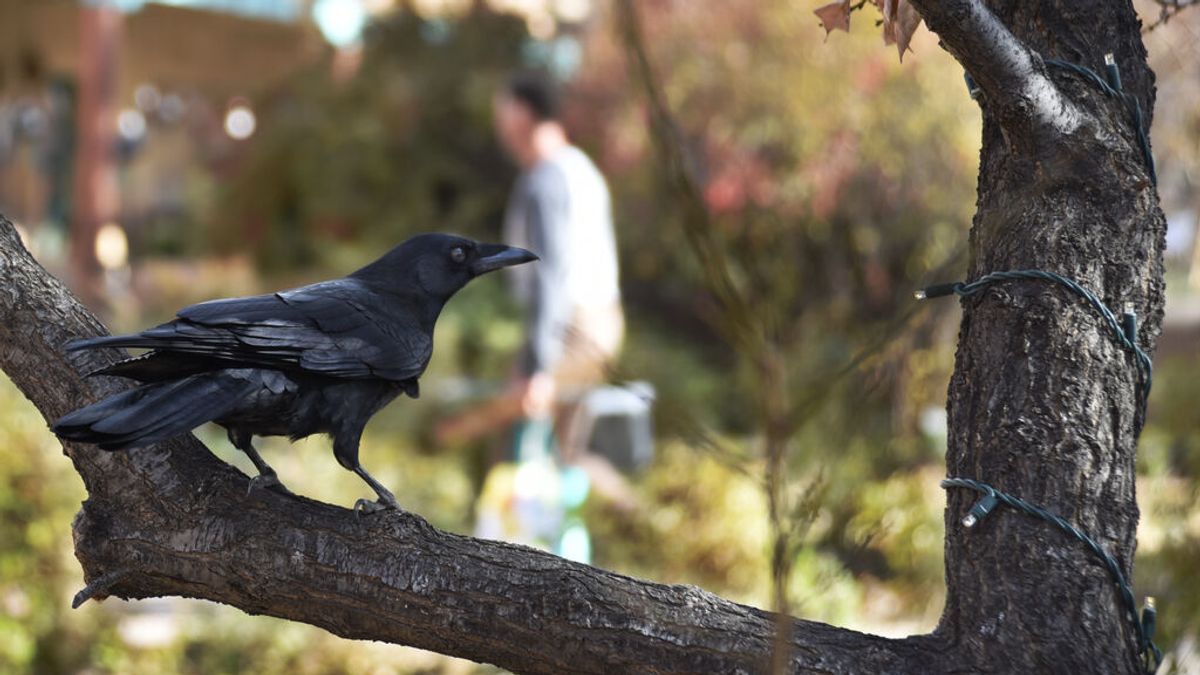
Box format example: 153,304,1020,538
918,270,1160,672
942,477,1162,672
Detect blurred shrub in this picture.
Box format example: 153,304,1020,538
1132,356,1200,651
0,373,95,673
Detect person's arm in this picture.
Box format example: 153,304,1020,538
520,167,572,378
512,167,572,417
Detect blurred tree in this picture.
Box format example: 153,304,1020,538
69,3,122,305
213,3,528,273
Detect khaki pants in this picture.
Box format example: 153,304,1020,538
552,303,624,388
552,303,624,459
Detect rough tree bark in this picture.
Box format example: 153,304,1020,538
0,0,1164,672
911,0,1165,672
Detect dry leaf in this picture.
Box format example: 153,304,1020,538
880,0,898,45
877,0,922,59
814,0,923,62
813,1,851,36
891,1,922,60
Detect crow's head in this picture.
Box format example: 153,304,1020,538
353,233,537,301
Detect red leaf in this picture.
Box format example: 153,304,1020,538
892,1,922,60
813,1,851,36
878,0,922,60
814,0,923,62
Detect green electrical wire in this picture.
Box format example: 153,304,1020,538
918,269,1161,672
942,477,1162,673
917,269,1152,416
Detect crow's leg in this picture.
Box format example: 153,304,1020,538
352,465,401,515
227,428,292,496
332,423,400,515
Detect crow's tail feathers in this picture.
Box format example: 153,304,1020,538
52,373,255,450
65,334,159,352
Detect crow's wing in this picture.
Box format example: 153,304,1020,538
74,279,430,382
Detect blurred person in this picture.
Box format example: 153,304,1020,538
434,72,630,554
493,70,624,457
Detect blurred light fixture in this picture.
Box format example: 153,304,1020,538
223,105,256,140
134,83,161,112
553,0,590,23
526,10,556,40
116,108,147,141
412,0,468,18
313,0,368,47
159,93,185,124
95,222,129,270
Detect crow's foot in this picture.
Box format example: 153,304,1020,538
353,495,400,518
350,464,401,518
247,472,293,497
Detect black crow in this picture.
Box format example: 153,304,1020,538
53,233,537,513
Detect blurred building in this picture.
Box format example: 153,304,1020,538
0,1,319,101
0,0,327,293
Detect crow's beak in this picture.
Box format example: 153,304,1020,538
470,244,538,276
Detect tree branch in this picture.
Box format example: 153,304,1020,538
1144,0,1200,32
0,216,947,674
906,0,1082,135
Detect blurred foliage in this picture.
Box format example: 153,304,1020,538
595,0,976,622
1133,355,1200,653
0,372,91,673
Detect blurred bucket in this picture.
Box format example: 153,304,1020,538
567,381,655,472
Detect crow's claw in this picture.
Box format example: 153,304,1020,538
247,472,293,497
353,497,399,519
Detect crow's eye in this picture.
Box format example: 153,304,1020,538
450,246,466,264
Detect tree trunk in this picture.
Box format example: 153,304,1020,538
909,0,1165,672
0,0,1165,672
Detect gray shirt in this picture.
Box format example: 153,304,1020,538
504,146,620,376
